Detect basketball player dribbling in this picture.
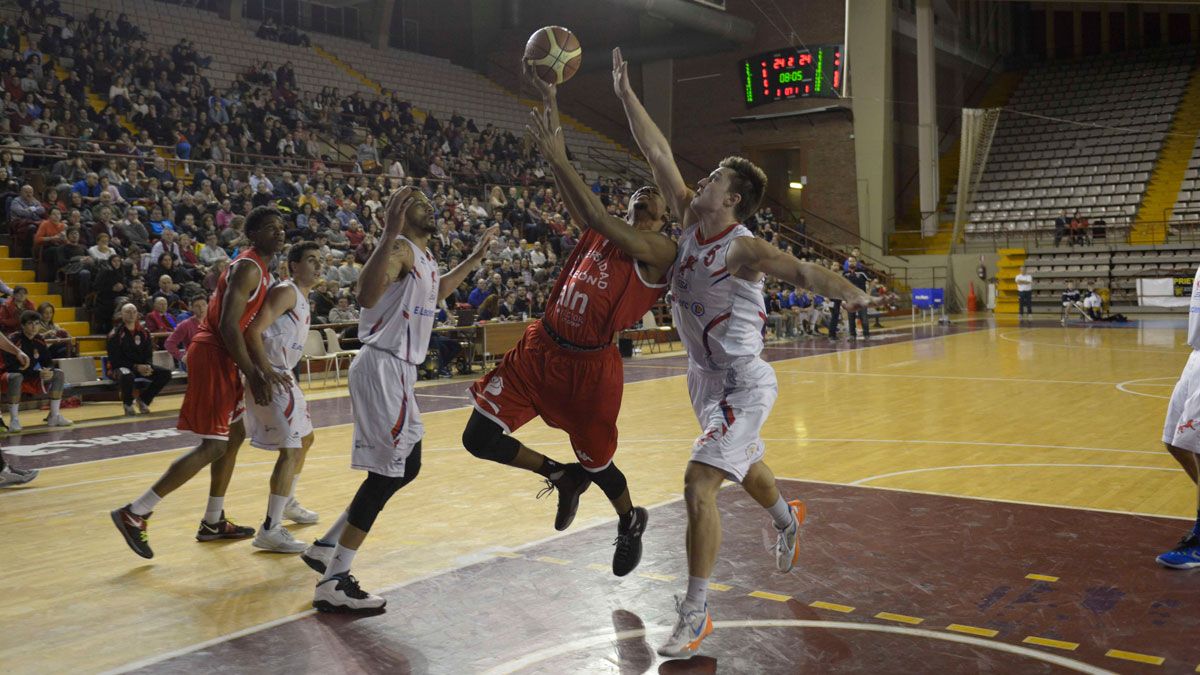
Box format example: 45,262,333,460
242,241,325,553
460,65,671,577
300,188,497,613
610,48,886,656
1156,263,1200,569
111,206,291,558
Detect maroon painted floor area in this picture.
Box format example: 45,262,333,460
134,480,1200,674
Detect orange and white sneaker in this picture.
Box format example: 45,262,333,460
775,499,806,573
656,597,713,658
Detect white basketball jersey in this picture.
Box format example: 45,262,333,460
670,223,767,371
1189,265,1200,350
261,280,311,371
358,236,439,364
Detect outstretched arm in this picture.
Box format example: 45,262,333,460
726,237,882,311
613,47,695,227
438,226,498,301
359,187,417,309
528,106,677,275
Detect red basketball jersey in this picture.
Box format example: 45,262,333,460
193,248,271,349
543,229,667,346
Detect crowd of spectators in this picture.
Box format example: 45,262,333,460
0,0,879,396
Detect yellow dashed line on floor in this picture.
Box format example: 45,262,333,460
586,563,609,571
1025,573,1059,582
1105,649,1164,666
875,612,923,625
637,572,676,582
708,583,732,592
809,600,854,613
748,591,792,602
493,552,523,559
946,624,998,638
1023,636,1079,651
534,556,570,565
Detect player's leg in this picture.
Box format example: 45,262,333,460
312,442,423,613
658,460,722,658
6,371,22,431
251,441,306,553
742,460,805,573
196,418,254,540
1158,445,1200,569
46,368,71,426
284,432,319,524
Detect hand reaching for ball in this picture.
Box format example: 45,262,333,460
612,47,632,100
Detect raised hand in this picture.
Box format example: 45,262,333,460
472,225,500,259
382,186,418,236
527,106,566,161
612,47,632,99
522,60,555,102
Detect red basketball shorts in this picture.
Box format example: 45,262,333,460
469,322,623,471
177,340,246,441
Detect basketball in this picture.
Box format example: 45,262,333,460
524,26,582,85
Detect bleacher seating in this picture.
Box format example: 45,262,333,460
1171,135,1200,224
951,45,1196,240
1023,242,1200,312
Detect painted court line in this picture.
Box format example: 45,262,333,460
1026,573,1059,582
849,463,1177,486
1105,649,1165,666
1025,636,1081,651
480,620,1116,675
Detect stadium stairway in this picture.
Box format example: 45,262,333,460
1130,65,1200,245
0,247,90,337
993,247,1026,314
889,71,1024,255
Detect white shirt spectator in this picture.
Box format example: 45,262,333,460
150,240,182,264
249,173,274,194
88,245,117,262
1083,292,1101,310
199,243,230,266
1015,272,1033,292
529,248,546,268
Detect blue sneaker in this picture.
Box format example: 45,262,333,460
1156,535,1200,569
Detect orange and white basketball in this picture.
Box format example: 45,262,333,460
524,26,582,86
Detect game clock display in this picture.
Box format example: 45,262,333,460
740,45,844,107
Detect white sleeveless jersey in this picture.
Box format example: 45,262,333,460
670,223,767,371
358,236,439,364
1189,265,1200,350
261,280,311,371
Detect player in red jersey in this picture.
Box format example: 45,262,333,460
462,69,669,577
111,206,290,558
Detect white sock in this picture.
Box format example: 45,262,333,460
767,495,793,531
684,576,708,611
50,399,61,415
289,476,300,500
204,496,224,524
322,544,357,581
318,511,349,546
130,489,162,516
8,404,17,423
265,493,288,530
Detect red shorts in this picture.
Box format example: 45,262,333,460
469,322,623,471
177,340,245,440
0,372,47,397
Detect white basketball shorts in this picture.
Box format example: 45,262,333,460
350,346,423,478
244,374,313,450
1164,350,1200,453
686,357,778,483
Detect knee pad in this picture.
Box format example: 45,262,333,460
589,463,628,503
462,411,520,464
347,442,422,532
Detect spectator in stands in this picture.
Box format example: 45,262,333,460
467,275,490,308
147,206,175,237
842,257,872,340
1071,212,1090,246
94,254,127,333
118,207,151,251
310,280,334,323
1053,211,1068,246
10,183,44,225
1083,286,1103,321
144,296,179,333
328,295,359,323
4,310,72,430
0,286,34,333
198,231,229,266
37,302,69,359
1015,265,1033,318
165,295,206,369
106,303,172,416
477,294,500,321
1060,281,1092,323
71,172,101,205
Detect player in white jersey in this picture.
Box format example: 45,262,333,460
1158,265,1200,569
611,48,886,656
300,187,497,613
241,241,323,553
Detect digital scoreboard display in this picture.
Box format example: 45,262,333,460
740,45,844,107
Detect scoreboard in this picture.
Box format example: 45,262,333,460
740,45,844,108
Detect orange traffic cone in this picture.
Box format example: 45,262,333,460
967,283,977,312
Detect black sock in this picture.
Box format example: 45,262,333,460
263,517,273,531
618,508,633,530
536,457,564,482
